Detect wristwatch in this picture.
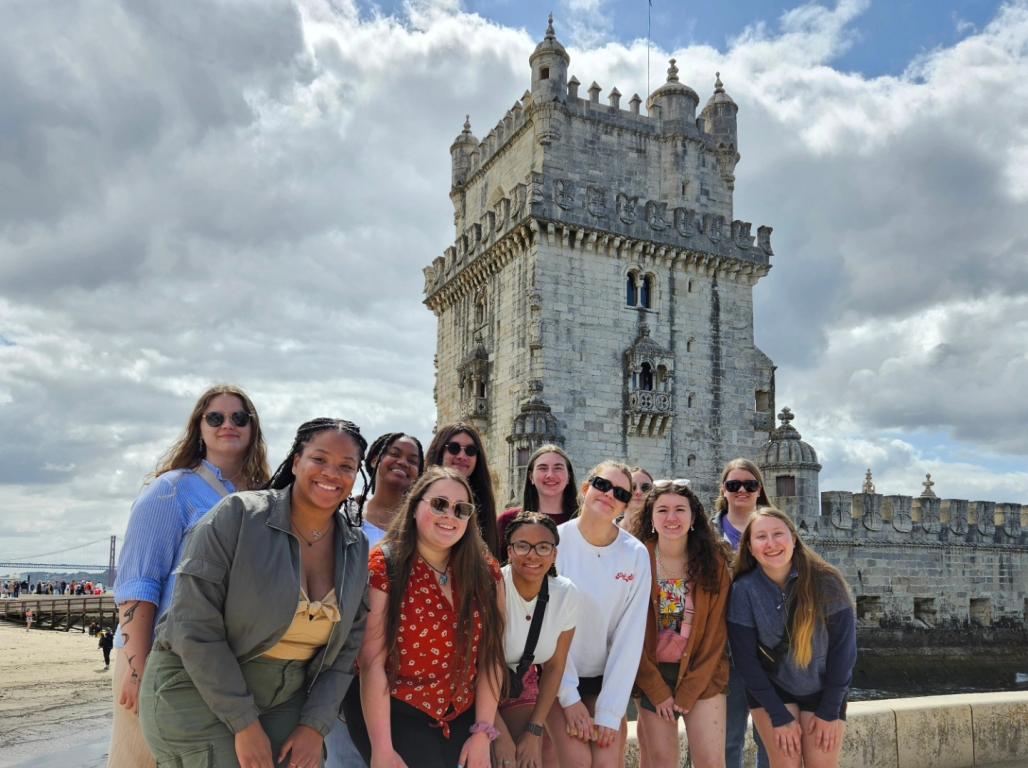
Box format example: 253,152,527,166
525,722,545,737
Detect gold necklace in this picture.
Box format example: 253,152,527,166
655,548,686,580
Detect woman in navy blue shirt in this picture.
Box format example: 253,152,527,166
727,507,856,768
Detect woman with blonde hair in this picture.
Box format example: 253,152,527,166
628,480,732,768
727,507,856,768
110,384,269,768
548,460,650,768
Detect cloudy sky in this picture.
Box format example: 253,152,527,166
2,0,1026,568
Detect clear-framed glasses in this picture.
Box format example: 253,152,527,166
422,496,475,520
508,540,556,557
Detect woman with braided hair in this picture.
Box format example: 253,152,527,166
358,432,425,547
139,418,371,768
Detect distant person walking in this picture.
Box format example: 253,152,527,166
109,384,270,768
99,630,114,670
24,609,33,631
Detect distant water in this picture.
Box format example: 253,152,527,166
851,650,1028,701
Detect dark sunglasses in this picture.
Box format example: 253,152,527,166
203,411,252,428
509,540,556,557
724,479,761,493
589,476,633,504
444,441,479,458
423,496,476,520
636,482,654,494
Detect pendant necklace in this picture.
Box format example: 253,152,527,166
422,556,450,586
293,523,328,548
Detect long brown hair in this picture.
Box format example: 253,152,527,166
714,458,771,516
628,482,728,594
520,444,578,518
733,506,853,668
381,467,505,696
154,384,269,490
426,423,499,558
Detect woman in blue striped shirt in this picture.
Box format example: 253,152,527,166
108,384,269,768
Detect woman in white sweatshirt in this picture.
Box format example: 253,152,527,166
549,460,651,767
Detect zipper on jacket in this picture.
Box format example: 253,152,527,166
306,535,350,692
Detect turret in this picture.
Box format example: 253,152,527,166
759,407,823,531
529,14,570,103
702,72,740,189
449,115,478,190
645,59,699,125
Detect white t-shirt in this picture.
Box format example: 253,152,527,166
503,567,580,667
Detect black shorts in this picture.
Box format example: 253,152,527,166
577,675,604,699
637,662,683,719
746,683,848,721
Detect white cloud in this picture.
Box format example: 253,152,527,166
1,0,1027,562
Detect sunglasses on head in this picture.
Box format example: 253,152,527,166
724,479,760,493
203,411,252,428
588,476,633,504
444,441,479,458
422,496,476,520
653,478,692,491
509,540,555,557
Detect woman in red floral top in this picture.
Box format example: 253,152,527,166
355,467,505,768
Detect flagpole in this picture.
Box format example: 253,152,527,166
647,0,652,99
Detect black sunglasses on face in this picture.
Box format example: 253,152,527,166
724,479,760,493
204,411,252,428
588,476,633,504
444,441,479,458
636,482,654,494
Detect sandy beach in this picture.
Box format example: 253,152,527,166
0,622,111,767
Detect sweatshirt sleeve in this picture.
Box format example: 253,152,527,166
814,606,856,722
159,496,259,734
593,547,651,731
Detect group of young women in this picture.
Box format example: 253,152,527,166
109,384,856,768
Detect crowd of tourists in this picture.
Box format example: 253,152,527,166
107,384,856,768
1,579,105,597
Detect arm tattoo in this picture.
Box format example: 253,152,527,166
122,601,139,624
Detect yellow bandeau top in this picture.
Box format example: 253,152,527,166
262,588,341,661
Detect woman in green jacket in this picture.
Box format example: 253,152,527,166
139,418,371,768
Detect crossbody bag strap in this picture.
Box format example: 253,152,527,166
513,575,550,677
194,462,231,498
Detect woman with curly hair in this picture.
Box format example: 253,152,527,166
353,467,506,768
728,507,856,768
628,480,732,768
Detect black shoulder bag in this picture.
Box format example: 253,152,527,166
757,595,798,676
507,576,550,699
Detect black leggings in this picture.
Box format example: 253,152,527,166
346,685,476,768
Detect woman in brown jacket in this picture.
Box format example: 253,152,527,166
628,480,732,768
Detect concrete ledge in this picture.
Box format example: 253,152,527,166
622,692,1028,768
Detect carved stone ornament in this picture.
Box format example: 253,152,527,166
511,184,527,216
554,178,576,210
530,174,545,204
494,197,510,228
646,200,668,231
757,225,773,254
704,213,722,241
617,192,639,225
482,211,495,239
673,207,695,237
587,186,608,218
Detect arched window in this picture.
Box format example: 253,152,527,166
686,454,696,467
639,363,654,391
657,365,669,392
626,272,638,306
474,294,486,325
686,337,695,353
475,379,486,397
640,274,653,309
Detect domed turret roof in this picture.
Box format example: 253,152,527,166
648,59,699,106
450,115,478,149
703,71,737,111
530,14,570,65
759,407,821,469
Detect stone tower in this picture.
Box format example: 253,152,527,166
424,18,776,504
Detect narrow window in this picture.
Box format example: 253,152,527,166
914,598,936,626
687,394,694,408
626,273,638,306
970,598,992,627
686,337,694,353
639,363,653,392
640,274,652,309
540,67,550,80
755,390,770,412
776,475,796,496
686,454,696,467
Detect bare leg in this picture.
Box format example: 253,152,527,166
797,710,845,768
749,706,802,768
682,694,726,768
636,707,678,768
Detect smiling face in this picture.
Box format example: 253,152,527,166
581,467,632,523
530,451,569,502
414,478,472,553
507,523,557,583
724,468,762,515
376,436,421,493
748,515,796,576
290,430,361,513
441,431,477,477
199,393,252,461
651,492,693,544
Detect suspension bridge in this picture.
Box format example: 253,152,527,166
0,536,118,585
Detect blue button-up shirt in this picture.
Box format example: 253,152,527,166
113,460,235,647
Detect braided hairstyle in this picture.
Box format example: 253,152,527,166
358,432,425,507
505,511,560,578
268,418,369,526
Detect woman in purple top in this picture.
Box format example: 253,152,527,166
727,508,856,768
109,384,269,768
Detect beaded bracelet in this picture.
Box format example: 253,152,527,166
470,721,501,741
